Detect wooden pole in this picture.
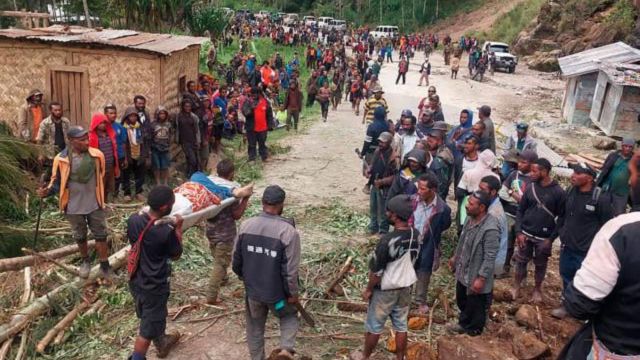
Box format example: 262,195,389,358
0,241,96,273
81,0,92,27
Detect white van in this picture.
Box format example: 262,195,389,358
283,13,299,25
328,19,347,32
370,25,399,39
317,16,334,29
303,15,316,26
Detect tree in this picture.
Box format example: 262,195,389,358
186,5,230,38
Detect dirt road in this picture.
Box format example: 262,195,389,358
155,49,567,360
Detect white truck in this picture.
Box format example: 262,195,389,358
328,19,347,32
317,16,334,29
482,41,518,73
283,13,299,25
303,15,316,26
370,25,399,40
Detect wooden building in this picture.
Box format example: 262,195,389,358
590,63,640,138
558,42,640,127
0,25,207,130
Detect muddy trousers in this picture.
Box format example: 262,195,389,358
514,236,552,286
413,271,432,305
456,281,489,335
245,297,298,360
122,158,145,196
395,72,406,84
286,110,300,130
207,242,233,300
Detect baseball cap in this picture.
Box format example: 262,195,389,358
570,162,597,178
401,109,412,117
378,132,393,143
262,185,286,205
67,126,88,139
516,122,529,132
622,137,636,146
386,194,413,221
518,149,538,162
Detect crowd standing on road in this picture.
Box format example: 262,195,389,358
14,15,640,360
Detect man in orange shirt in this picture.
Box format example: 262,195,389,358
242,88,273,162
19,89,45,142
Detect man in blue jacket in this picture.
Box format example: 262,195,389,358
410,172,452,313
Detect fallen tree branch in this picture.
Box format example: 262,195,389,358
324,256,353,298
0,340,11,360
535,305,545,340
36,300,92,353
0,200,235,343
176,309,244,324
21,248,80,277
2,226,70,234
0,241,96,273
15,328,28,360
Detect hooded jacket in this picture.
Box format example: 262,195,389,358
121,107,149,161
446,109,474,160
362,107,388,155
387,149,427,201
88,113,120,177
19,89,45,141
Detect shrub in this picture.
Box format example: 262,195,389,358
606,0,638,35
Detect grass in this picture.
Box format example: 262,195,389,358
606,0,638,36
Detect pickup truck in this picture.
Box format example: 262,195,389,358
317,16,334,29
482,41,518,73
283,13,299,25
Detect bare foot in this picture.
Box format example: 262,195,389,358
509,287,520,301
532,289,543,304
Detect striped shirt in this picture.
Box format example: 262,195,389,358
363,97,389,124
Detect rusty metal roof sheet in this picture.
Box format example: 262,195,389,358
559,42,640,77
0,25,207,55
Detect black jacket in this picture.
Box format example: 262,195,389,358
563,213,640,356
242,96,274,133
557,186,615,254
596,151,625,187
515,180,566,239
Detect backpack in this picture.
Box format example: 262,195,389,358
380,228,419,290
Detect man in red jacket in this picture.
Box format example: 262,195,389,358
89,113,120,202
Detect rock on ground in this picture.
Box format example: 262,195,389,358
515,305,538,329
437,335,518,360
512,332,550,360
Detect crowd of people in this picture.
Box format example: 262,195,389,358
14,17,640,360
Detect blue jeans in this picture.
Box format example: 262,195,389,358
368,187,389,234
559,245,586,291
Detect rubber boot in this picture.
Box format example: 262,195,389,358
154,331,181,358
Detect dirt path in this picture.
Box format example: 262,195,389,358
153,48,568,360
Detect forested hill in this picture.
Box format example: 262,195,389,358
0,0,489,32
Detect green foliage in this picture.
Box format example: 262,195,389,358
558,0,610,33
606,0,638,35
485,0,546,44
186,5,231,37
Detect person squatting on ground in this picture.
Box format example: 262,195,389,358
232,185,301,360
37,126,113,280
127,185,184,360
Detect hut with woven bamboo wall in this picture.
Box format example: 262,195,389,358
0,25,207,131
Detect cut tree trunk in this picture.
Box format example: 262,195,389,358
36,300,92,352
0,200,234,343
324,256,353,298
0,241,96,273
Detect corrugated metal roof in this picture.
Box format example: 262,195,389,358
558,42,640,77
0,25,207,55
600,62,640,88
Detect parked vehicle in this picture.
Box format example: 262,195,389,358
255,10,270,20
283,13,299,25
317,16,334,29
370,25,399,39
328,19,347,32
303,15,316,26
481,41,518,73
236,9,254,21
